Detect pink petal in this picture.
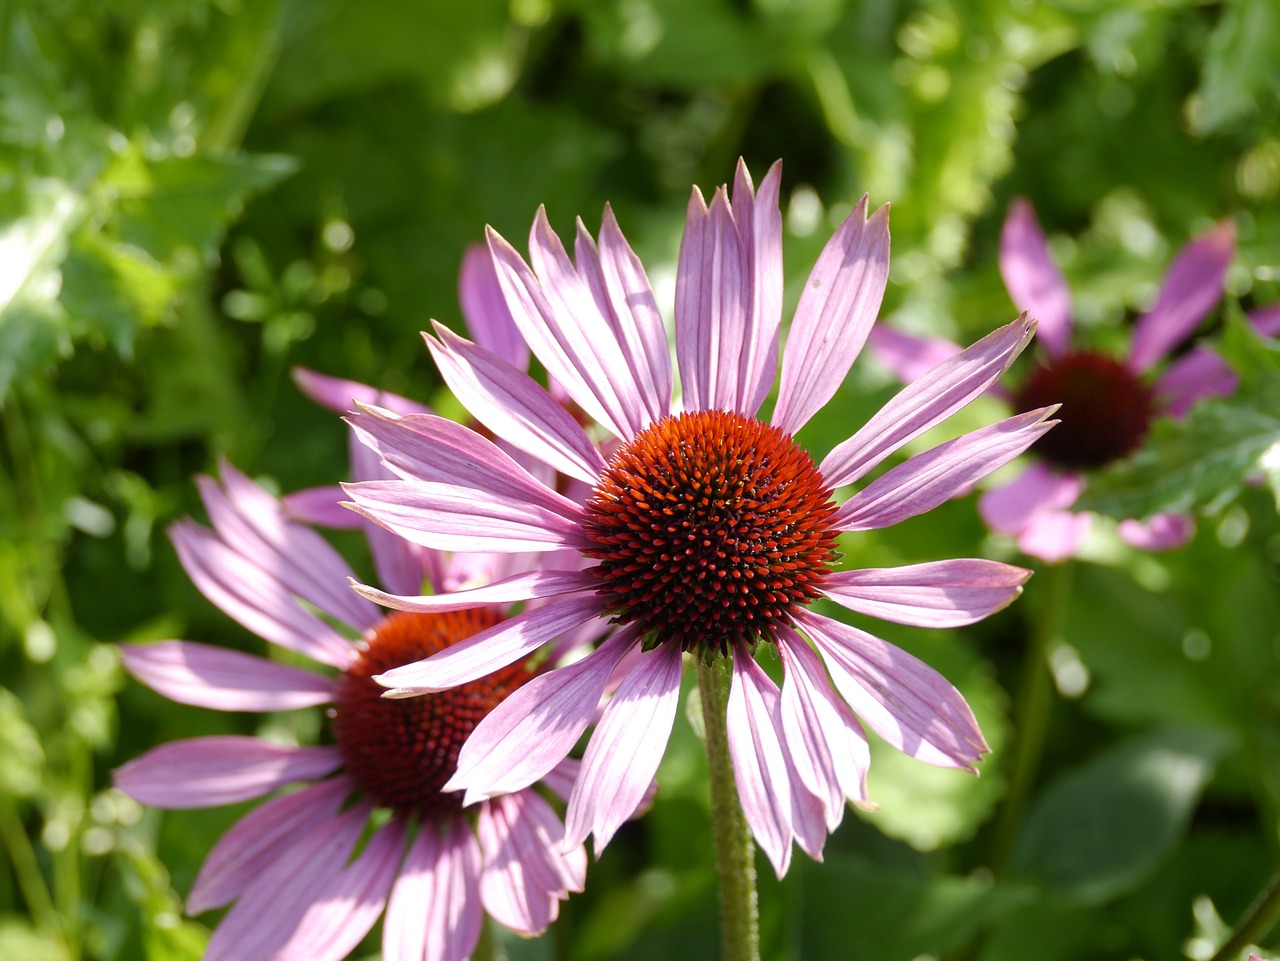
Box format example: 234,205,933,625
375,593,609,697
478,792,580,936
577,208,673,424
776,629,870,830
114,738,343,808
459,243,530,371
867,324,965,386
820,559,1031,628
1129,220,1236,373
978,461,1083,535
726,646,795,878
188,777,353,914
1156,347,1238,418
1015,508,1093,563
343,478,589,554
731,160,785,416
565,642,683,851
169,521,356,669
798,610,987,770
426,324,607,484
203,805,371,961
1251,304,1280,338
383,818,482,961
347,406,585,519
488,218,639,439
292,366,428,416
836,407,1058,531
821,314,1037,487
999,199,1073,358
283,485,364,529
274,818,406,961
676,185,750,414
773,196,891,435
1117,512,1195,551
443,627,639,801
352,567,597,613
120,641,335,712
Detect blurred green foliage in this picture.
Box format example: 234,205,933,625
2,0,1280,959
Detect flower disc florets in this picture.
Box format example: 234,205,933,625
1012,349,1155,470
333,609,533,818
582,410,839,657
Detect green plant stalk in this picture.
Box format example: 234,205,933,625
990,560,1074,874
696,655,761,961
1209,869,1280,961
0,799,59,935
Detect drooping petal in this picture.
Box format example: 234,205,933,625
274,818,407,961
352,567,597,614
188,777,353,914
820,560,1031,628
732,159,785,416
459,243,529,372
443,627,639,801
343,478,589,554
383,818,482,961
426,324,607,484
114,738,343,809
773,196,891,435
375,594,609,697
1155,347,1239,418
292,366,429,417
977,462,1083,536
821,314,1036,487
488,219,640,439
478,792,581,936
169,521,356,669
1129,220,1236,373
676,186,749,414
836,407,1058,531
999,199,1073,358
565,642,683,851
203,805,371,961
776,628,870,830
1117,512,1195,551
283,485,364,529
577,208,673,423
120,641,335,712
798,610,987,771
1016,508,1093,563
867,324,965,387
726,645,795,878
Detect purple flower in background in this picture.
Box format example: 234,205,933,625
342,160,1051,876
114,384,587,961
873,199,1255,562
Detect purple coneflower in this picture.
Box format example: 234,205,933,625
114,380,587,961
343,161,1054,876
873,199,1267,562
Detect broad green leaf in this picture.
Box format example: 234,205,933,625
1010,727,1229,904
796,854,1033,960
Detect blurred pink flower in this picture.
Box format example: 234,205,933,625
343,160,1049,876
114,380,590,961
872,199,1261,562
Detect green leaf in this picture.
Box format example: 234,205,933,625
1191,0,1280,134
1010,727,1229,904
796,854,1033,960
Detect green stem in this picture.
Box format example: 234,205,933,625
990,560,1074,874
1209,870,1280,961
696,655,760,961
0,799,59,933
473,914,503,961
